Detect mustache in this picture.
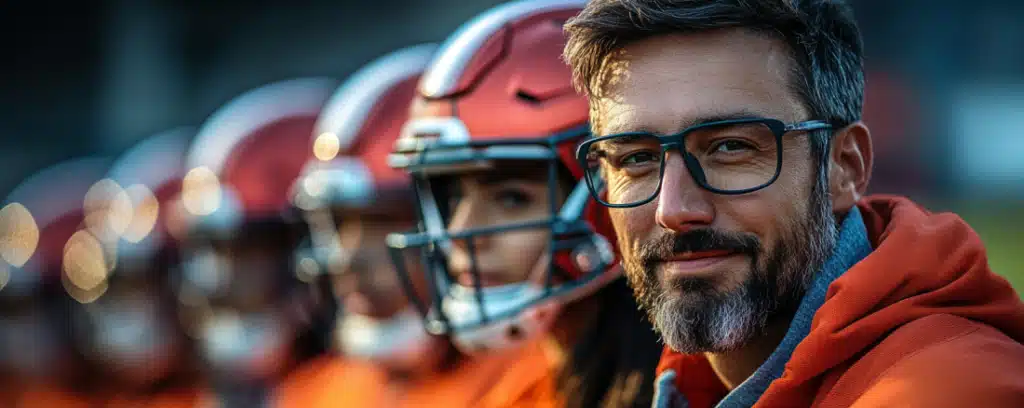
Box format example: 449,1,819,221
638,229,761,267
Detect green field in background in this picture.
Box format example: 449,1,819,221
952,204,1023,296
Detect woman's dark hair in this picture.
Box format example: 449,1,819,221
559,278,664,408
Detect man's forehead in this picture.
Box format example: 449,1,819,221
591,29,803,136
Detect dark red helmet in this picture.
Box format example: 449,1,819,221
104,127,193,274
0,158,110,381
71,128,194,385
176,78,338,380
178,78,336,294
1,157,112,302
181,78,337,234
290,44,441,367
291,45,435,272
388,0,619,353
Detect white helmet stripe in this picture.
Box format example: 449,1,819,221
315,43,438,152
187,77,336,173
107,127,192,191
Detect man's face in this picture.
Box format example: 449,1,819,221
594,29,838,353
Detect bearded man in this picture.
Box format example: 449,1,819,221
563,0,1024,406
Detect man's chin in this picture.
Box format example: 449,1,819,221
651,286,760,354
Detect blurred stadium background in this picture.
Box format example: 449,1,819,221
0,0,1020,287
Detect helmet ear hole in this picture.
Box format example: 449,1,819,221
506,324,523,340
515,90,541,104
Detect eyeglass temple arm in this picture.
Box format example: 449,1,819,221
786,120,833,132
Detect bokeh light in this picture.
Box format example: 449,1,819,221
62,230,111,300
0,203,39,268
181,166,222,216
84,179,133,242
313,132,341,162
122,184,160,243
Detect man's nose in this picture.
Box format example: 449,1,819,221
655,152,714,233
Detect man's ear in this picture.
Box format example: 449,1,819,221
828,121,873,212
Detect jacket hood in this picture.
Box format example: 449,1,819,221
762,195,1024,403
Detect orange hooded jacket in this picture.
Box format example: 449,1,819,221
655,195,1024,407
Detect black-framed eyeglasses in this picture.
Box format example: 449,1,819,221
576,118,832,208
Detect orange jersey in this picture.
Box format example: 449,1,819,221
11,383,91,408
276,339,561,408
11,383,202,408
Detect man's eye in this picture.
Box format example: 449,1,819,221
712,139,756,154
620,151,660,166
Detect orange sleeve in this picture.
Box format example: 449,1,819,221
274,357,388,408
848,325,1024,407
143,388,205,408
477,340,563,408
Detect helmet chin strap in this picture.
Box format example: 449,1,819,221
445,250,623,355
335,306,437,372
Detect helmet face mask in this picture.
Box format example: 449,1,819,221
387,123,617,345
284,44,456,370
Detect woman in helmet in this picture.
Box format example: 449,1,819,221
387,1,663,407
278,44,543,408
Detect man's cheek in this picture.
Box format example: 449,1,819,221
612,208,645,243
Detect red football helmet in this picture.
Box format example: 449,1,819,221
289,44,440,368
70,128,194,386
1,157,112,302
176,78,337,379
0,157,110,380
105,127,193,273
388,0,619,353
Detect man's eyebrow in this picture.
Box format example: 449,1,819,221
604,133,652,145
591,133,657,156
599,109,769,137
681,110,767,131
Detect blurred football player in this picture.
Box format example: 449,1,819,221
0,157,109,407
66,128,201,407
387,1,662,407
277,44,544,408
175,78,337,408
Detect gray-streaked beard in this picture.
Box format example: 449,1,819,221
626,175,838,354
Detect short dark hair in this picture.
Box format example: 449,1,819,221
563,0,865,130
